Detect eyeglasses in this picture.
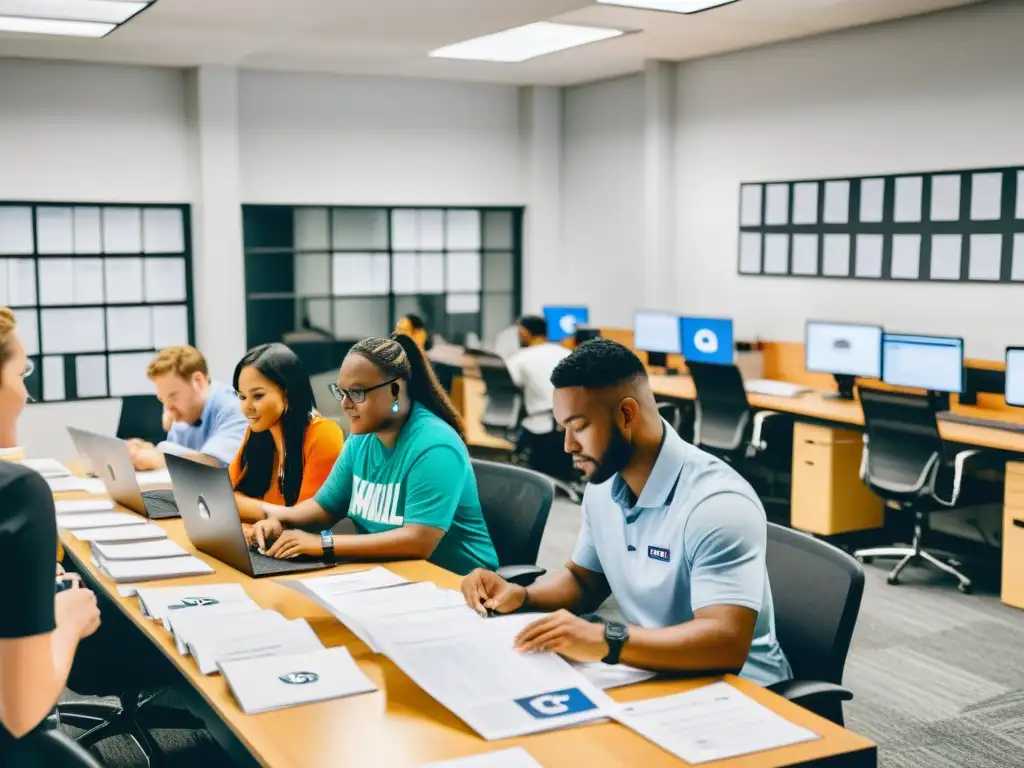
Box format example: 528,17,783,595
23,359,34,380
329,377,400,405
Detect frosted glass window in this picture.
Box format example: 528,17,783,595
1013,234,1024,281
968,234,1002,281
390,210,418,251
822,235,851,277
74,259,105,304
332,254,388,296
446,211,481,250
740,184,762,226
41,308,105,354
419,253,445,293
142,208,185,253
483,252,514,292
763,234,788,274
929,235,962,280
970,172,1002,221
764,184,789,225
738,233,762,274
332,298,389,339
152,305,189,348
75,355,107,398
446,294,480,314
930,175,961,221
107,307,153,351
144,258,187,302
446,252,481,292
854,235,883,278
7,259,37,306
36,207,74,254
42,356,65,401
39,259,74,306
104,258,144,304
891,235,921,279
331,209,388,250
792,183,818,225
823,181,849,224
102,207,142,253
482,293,514,344
73,207,102,254
294,208,329,251
0,207,33,254
108,352,153,396
859,178,885,223
894,177,923,222
419,210,444,250
483,211,514,250
791,234,818,275
392,253,418,295
295,253,330,296
15,309,38,355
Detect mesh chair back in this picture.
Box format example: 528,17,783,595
116,395,166,446
858,388,943,498
688,362,751,453
766,522,864,684
467,349,523,435
472,460,554,568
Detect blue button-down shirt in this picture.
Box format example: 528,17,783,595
161,381,247,467
572,422,792,686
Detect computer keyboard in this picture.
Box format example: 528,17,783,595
744,379,811,398
141,489,180,520
250,551,328,576
938,412,1024,433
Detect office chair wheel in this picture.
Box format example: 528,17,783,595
886,573,899,586
958,582,972,595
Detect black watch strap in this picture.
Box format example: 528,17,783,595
602,621,629,665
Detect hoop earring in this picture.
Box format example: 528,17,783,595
391,399,400,414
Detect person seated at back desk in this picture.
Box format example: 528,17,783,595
461,339,793,686
395,312,433,352
506,315,572,479
247,334,498,576
230,343,344,523
127,345,248,471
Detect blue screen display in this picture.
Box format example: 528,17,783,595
681,317,734,365
543,306,589,342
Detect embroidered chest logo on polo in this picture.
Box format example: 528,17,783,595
648,546,671,562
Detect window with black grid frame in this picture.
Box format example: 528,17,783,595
242,205,522,352
0,202,194,403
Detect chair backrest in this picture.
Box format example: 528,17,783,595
28,727,107,768
687,362,751,453
858,387,944,498
467,349,523,434
116,395,166,445
765,522,864,685
472,459,554,567
432,361,458,394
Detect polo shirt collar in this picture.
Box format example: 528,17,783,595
195,380,224,427
610,421,687,514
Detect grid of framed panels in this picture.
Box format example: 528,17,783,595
737,166,1024,282
0,203,193,403
242,205,522,350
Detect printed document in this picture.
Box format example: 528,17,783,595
55,499,115,514
136,582,252,623
58,511,147,530
380,613,614,740
47,476,93,494
97,554,215,583
191,618,324,675
168,599,264,655
571,661,656,691
92,539,188,561
220,646,377,714
22,458,71,478
72,523,167,543
278,566,409,605
614,681,819,764
416,748,544,768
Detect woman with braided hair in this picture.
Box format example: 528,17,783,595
246,333,498,575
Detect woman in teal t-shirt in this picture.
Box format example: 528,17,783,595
247,334,498,576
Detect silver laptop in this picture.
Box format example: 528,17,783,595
66,426,179,520
164,453,330,578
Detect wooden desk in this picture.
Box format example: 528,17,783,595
55,491,875,767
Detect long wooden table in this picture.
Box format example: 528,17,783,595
55,490,876,767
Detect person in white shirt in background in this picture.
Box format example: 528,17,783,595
505,315,574,481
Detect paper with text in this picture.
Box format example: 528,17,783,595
55,499,115,515
168,599,264,655
92,538,188,561
192,618,324,675
571,661,656,691
73,523,167,543
59,512,148,530
136,583,252,622
416,747,544,768
98,554,214,583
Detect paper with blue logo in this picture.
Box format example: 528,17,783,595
378,612,614,740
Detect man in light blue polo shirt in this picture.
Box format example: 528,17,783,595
127,345,248,470
461,339,791,686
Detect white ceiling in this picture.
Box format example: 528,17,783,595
0,0,990,85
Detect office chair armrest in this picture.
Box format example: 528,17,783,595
933,448,981,507
768,679,854,706
496,564,547,587
37,727,107,768
749,410,781,454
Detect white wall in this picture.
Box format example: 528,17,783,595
673,0,1024,359
561,74,645,327
238,71,525,206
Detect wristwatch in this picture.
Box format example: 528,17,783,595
602,621,629,665
319,530,335,561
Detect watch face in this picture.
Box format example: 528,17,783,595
606,622,628,642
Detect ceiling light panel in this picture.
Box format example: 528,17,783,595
596,0,739,14
0,0,150,37
0,13,113,34
430,21,624,63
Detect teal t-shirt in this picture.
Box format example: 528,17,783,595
314,403,498,576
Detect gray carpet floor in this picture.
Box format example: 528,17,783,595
62,496,1024,767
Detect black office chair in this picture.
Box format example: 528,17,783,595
765,522,864,727
465,349,523,443
21,726,107,768
433,361,458,395
853,388,982,593
116,395,166,446
473,459,554,586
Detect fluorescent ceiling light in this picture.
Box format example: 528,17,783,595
430,21,624,63
0,13,113,35
0,0,146,24
596,0,739,14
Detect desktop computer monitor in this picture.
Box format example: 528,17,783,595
1007,347,1024,407
805,321,883,400
543,306,589,342
882,333,964,394
681,317,734,366
634,311,682,368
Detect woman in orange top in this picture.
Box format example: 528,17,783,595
229,343,343,522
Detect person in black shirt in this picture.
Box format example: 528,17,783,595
0,307,101,763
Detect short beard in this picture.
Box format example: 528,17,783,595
584,427,635,485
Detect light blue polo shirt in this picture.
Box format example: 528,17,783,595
161,381,248,467
572,423,792,686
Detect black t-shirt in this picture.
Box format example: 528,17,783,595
0,462,58,764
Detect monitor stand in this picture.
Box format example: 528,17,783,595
928,391,951,412
824,374,857,401
647,352,675,374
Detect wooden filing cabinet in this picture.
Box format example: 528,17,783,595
790,423,884,535
1001,462,1024,609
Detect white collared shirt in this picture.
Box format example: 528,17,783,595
505,343,570,434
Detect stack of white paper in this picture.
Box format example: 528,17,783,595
97,555,215,584
55,499,115,515
571,661,656,691
416,748,544,768
167,599,264,655
47,476,92,494
278,566,410,609
76,477,111,495
379,612,614,740
136,468,172,487
191,617,324,675
58,512,147,531
614,681,819,764
22,458,72,478
135,583,253,623
73,523,168,543
219,646,377,714
93,539,188,561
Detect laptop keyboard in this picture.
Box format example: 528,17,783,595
250,551,328,577
141,489,180,520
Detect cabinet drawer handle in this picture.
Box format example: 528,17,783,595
1014,519,1024,530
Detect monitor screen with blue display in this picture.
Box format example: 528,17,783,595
681,317,734,365
543,306,589,342
634,311,682,354
882,333,964,393
1006,347,1024,407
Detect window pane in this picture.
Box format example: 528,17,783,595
0,207,34,254
104,258,144,303
332,253,389,296
73,207,102,254
42,308,105,354
107,307,152,351
75,354,108,398
294,208,329,251
152,305,189,348
482,293,514,345
37,207,74,254
332,209,387,250
418,210,444,250
102,207,142,253
43,355,65,401
483,251,513,292
295,253,330,297
419,253,444,294
74,259,105,304
39,259,75,306
392,253,418,295
446,252,481,293
391,210,418,251
483,211,513,250
144,257,187,302
108,352,153,396
332,298,389,340
7,258,37,306
446,210,481,250
142,208,185,253
15,309,38,355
